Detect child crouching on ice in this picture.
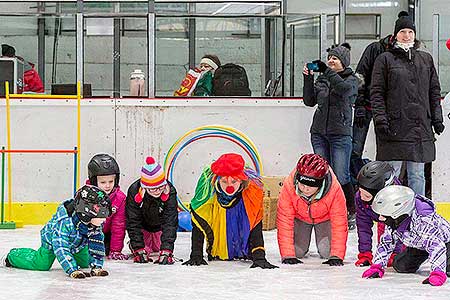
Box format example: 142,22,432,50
5,185,111,279
88,154,128,260
362,185,450,286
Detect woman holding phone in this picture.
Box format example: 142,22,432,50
302,43,359,230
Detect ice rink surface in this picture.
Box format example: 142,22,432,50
1,226,450,300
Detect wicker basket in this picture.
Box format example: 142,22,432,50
263,192,278,231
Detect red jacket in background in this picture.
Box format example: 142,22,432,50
24,62,44,93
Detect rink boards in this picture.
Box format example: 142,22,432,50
0,97,449,224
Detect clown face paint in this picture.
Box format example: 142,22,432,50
219,176,242,196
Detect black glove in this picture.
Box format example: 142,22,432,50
250,258,279,269
182,256,208,266
376,123,390,135
433,122,445,135
312,60,328,73
282,258,304,265
354,106,367,128
132,248,151,263
322,257,344,266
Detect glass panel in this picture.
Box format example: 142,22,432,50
346,0,409,71
0,1,39,14
154,2,280,16
194,2,280,16
155,17,189,96
155,2,188,15
287,16,320,97
195,17,264,96
120,17,148,96
84,17,114,96
439,15,450,95
44,15,77,92
84,16,148,97
0,15,40,91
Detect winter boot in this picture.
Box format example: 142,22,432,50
347,213,356,231
2,255,12,267
342,183,356,230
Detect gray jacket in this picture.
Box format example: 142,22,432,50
303,67,358,136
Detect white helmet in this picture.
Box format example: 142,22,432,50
372,185,415,219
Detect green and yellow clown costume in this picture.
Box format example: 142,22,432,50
183,153,277,269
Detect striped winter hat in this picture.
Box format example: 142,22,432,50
140,156,167,188
135,156,169,204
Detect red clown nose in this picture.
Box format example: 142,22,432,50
225,186,236,194
447,38,450,51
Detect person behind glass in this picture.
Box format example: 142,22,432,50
1,44,44,93
370,12,445,196
350,29,395,180
126,156,178,265
362,185,450,286
183,153,277,269
303,43,359,230
87,154,128,260
277,154,348,266
194,54,221,96
355,161,403,268
174,54,221,97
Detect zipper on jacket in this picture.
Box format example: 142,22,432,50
325,88,331,134
307,204,315,225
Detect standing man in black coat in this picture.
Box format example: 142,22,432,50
350,33,392,179
126,156,178,265
370,12,445,196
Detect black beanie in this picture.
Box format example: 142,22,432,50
394,11,416,38
327,43,351,68
1,44,16,57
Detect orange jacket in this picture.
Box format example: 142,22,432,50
277,168,348,260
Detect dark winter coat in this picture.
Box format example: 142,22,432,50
370,44,443,162
303,67,358,136
355,35,392,108
126,179,178,251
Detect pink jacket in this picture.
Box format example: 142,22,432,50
103,186,127,253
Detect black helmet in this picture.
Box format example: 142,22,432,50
88,154,120,186
75,185,111,223
357,161,395,196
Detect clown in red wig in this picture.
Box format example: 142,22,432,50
183,153,277,269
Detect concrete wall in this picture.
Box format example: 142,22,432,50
1,0,449,95
1,98,450,203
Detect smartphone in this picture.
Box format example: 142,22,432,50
306,62,319,72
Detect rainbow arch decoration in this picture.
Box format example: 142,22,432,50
164,125,263,211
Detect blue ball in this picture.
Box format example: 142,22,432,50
178,211,192,232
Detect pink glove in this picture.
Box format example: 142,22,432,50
107,251,129,260
422,270,447,286
362,264,384,279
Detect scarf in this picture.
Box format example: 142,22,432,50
395,41,414,52
72,213,105,262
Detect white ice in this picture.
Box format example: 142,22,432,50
1,226,449,300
